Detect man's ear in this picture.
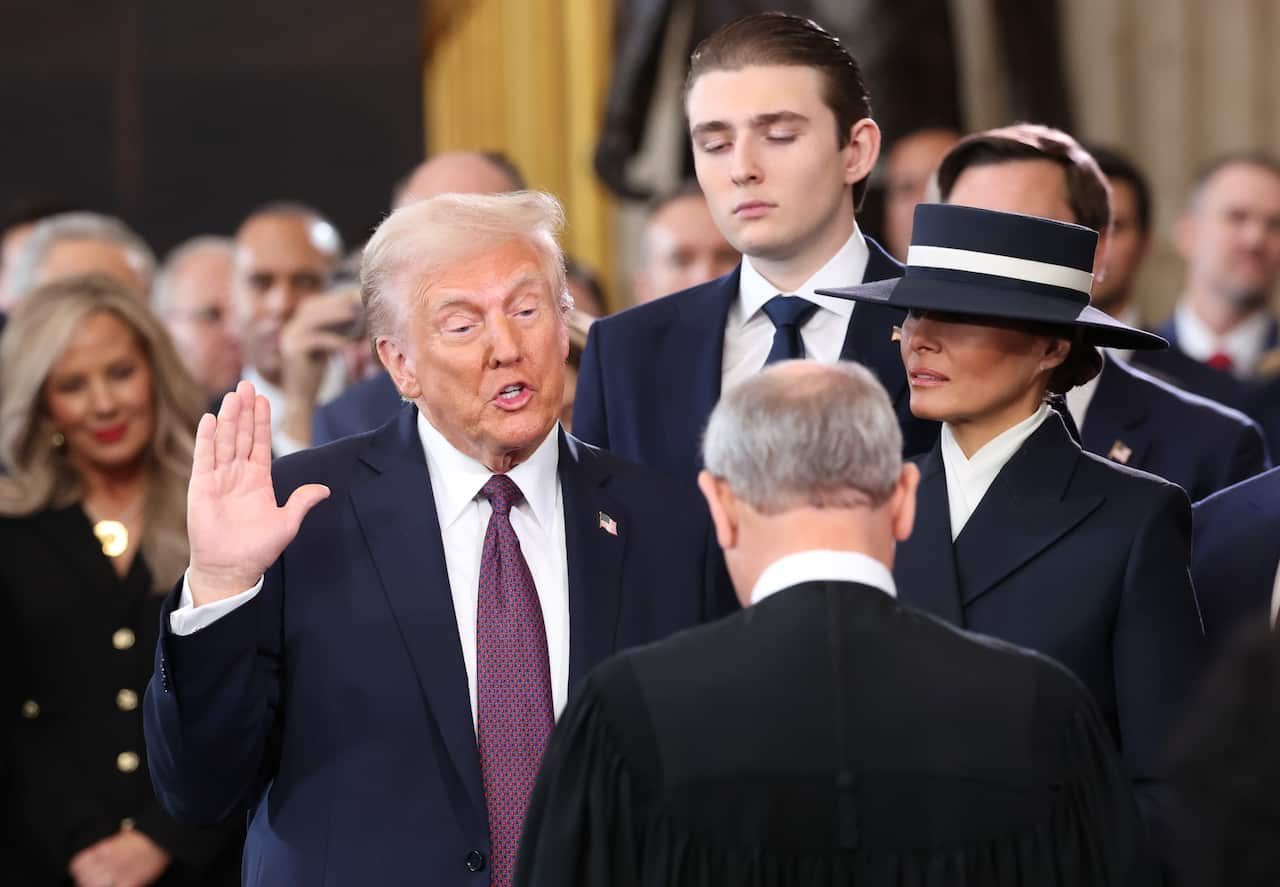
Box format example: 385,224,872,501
376,336,422,400
890,462,920,543
843,117,882,189
697,470,739,551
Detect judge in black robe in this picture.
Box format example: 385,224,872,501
517,359,1149,887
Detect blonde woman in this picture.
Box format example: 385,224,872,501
0,274,241,886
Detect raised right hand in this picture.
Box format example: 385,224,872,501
186,380,330,606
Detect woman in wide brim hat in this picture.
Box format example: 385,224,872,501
819,202,1206,850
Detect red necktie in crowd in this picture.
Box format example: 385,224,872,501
1206,351,1235,373
476,474,554,887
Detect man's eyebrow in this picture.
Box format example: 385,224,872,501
690,120,731,139
748,111,809,128
429,272,544,314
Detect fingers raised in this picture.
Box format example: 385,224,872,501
212,386,243,469
192,412,217,478
251,394,273,467
235,381,256,462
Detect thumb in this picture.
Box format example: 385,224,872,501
281,483,331,533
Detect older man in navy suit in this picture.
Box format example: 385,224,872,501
574,14,938,485
143,192,733,886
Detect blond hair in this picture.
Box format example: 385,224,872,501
0,274,205,590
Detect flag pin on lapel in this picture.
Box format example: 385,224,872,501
1107,440,1133,465
598,511,618,536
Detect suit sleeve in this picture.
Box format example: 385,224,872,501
1114,482,1205,865
311,401,339,447
143,558,285,826
572,324,610,450
1220,416,1271,495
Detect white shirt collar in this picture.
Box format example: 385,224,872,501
416,411,561,531
750,549,897,606
242,367,285,429
737,226,869,326
1064,349,1105,429
940,404,1053,541
1174,300,1273,374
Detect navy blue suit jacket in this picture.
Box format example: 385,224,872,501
573,238,938,484
1191,466,1280,652
895,414,1205,831
311,371,403,446
1131,315,1279,408
143,406,734,886
1081,356,1270,502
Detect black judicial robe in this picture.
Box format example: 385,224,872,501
516,581,1149,886
894,413,1206,864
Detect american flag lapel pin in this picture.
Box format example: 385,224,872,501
598,511,618,536
1107,440,1133,465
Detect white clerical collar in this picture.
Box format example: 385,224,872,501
941,404,1052,541
1174,300,1273,373
417,411,561,531
737,226,869,326
750,549,897,606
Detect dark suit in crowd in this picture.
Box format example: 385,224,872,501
1082,355,1269,502
311,370,403,445
573,241,937,484
0,507,241,886
144,406,733,886
895,414,1205,838
517,580,1149,886
1190,466,1280,652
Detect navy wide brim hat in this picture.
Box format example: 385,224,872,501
817,204,1168,351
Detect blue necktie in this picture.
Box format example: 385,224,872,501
762,295,819,365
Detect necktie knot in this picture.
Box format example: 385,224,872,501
481,474,523,516
763,294,819,330
1206,350,1235,373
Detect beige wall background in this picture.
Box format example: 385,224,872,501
425,0,1280,318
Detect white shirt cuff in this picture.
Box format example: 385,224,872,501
169,569,265,636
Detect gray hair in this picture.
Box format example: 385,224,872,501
360,190,571,344
152,235,234,316
6,211,157,300
702,361,903,513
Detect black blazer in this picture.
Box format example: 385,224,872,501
572,238,938,484
1191,466,1280,651
144,406,735,886
517,580,1149,886
0,506,241,886
895,415,1205,819
1081,356,1269,502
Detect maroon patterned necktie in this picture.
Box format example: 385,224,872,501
476,474,554,886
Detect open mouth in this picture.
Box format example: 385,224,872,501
493,383,534,410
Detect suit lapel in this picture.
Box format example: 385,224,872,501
558,432,626,686
839,237,908,405
347,409,487,830
1079,357,1152,468
654,270,738,476
953,415,1104,605
894,446,965,626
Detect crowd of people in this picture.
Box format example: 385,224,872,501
1,9,1279,887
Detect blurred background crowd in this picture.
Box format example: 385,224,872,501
3,1,1280,884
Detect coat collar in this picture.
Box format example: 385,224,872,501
838,237,908,404
951,413,1104,604
893,446,965,626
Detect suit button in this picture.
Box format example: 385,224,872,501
20,700,39,719
116,751,140,773
116,689,139,711
112,628,136,650
464,850,485,872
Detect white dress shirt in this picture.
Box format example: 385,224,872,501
242,360,347,457
940,404,1053,541
1064,358,1103,431
750,549,897,606
721,228,870,390
1174,301,1273,377
170,417,572,731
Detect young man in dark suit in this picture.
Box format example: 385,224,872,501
574,12,937,485
518,361,1148,886
937,124,1270,502
143,192,733,887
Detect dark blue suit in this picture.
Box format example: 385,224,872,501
573,238,938,484
143,406,733,886
1131,315,1279,409
311,371,403,446
1082,356,1270,502
895,413,1205,850
1191,466,1280,652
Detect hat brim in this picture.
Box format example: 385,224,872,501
817,276,1168,351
